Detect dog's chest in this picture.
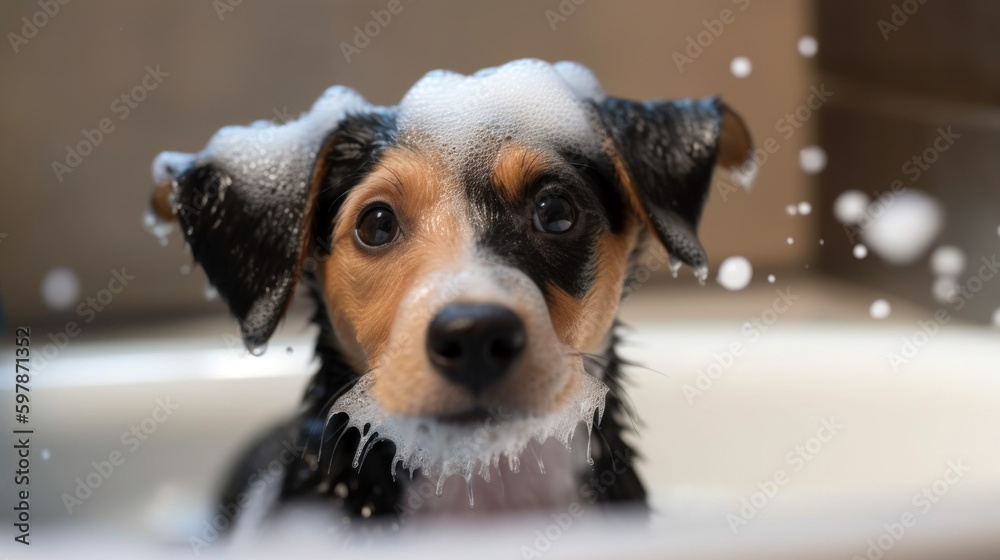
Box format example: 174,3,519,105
397,438,585,517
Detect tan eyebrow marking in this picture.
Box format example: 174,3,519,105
490,145,550,204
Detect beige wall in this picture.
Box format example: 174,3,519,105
0,0,815,326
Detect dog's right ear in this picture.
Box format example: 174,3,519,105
146,87,377,350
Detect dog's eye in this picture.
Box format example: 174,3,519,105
357,206,399,247
532,193,576,234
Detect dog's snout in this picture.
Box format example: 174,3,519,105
426,303,526,394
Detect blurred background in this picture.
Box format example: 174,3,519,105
2,1,999,558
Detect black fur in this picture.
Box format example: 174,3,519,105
596,97,734,273
466,154,614,300
173,160,310,348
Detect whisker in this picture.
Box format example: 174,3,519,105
321,422,351,474
324,420,351,475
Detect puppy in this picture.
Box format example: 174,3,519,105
148,59,751,528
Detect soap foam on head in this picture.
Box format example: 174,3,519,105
328,372,609,499
396,59,606,174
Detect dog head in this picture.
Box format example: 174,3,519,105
149,60,751,480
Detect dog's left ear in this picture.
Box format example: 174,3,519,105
596,97,752,280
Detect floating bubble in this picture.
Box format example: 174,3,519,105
730,56,752,78
767,274,776,283
142,209,173,246
799,146,827,174
798,201,813,215
798,36,819,58
204,285,218,301
932,277,959,304
41,267,81,311
931,245,966,277
819,239,825,245
853,244,869,259
869,299,891,320
787,237,795,245
862,190,943,265
180,264,191,275
717,256,753,291
786,204,798,216
834,190,871,225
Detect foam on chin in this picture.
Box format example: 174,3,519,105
327,371,609,502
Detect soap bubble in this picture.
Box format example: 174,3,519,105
799,146,827,174
834,190,871,225
767,274,776,283
932,277,959,304
931,245,966,277
786,204,798,216
798,201,813,215
869,299,891,320
717,256,753,291
853,244,869,259
730,56,752,78
862,190,943,265
42,267,81,311
143,209,173,246
798,36,818,58
787,237,794,245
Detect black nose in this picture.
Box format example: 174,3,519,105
426,303,526,394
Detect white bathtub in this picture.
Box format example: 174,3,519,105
5,279,1000,559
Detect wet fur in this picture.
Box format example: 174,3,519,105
219,283,647,525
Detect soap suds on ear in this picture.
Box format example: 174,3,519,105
328,371,609,500
152,85,372,195
149,86,373,348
